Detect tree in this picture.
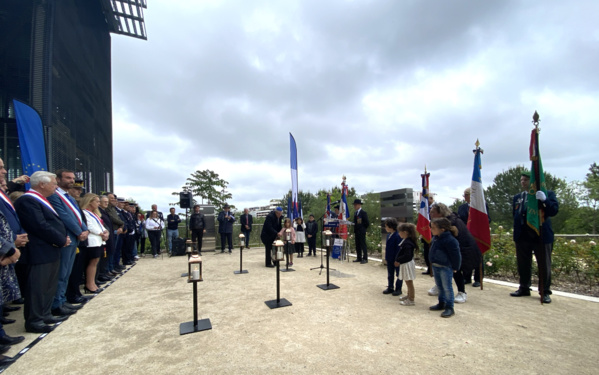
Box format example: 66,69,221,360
171,169,233,211
581,162,599,234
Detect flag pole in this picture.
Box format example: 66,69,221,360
474,140,484,291
531,111,546,305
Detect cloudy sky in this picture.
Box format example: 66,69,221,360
110,0,599,213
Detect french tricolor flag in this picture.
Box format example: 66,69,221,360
416,169,432,243
467,147,491,253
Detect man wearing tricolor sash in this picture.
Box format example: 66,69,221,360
15,171,71,333
47,170,89,317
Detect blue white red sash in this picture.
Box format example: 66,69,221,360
84,209,104,230
0,189,15,213
25,190,58,216
56,191,82,226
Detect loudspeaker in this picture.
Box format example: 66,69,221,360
172,238,187,256
179,191,193,209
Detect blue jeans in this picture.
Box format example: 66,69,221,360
167,229,179,252
433,265,455,308
52,237,78,309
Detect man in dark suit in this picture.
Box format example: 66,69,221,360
261,207,283,267
511,171,559,303
189,205,206,254
15,171,71,333
240,208,253,248
217,204,235,253
353,199,370,264
47,169,89,316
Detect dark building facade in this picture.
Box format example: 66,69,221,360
0,0,146,192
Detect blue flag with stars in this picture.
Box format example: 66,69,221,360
13,99,48,177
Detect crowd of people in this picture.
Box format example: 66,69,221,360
0,159,174,366
0,156,560,367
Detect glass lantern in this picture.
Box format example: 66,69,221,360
272,240,285,262
188,252,202,281
323,230,333,247
239,233,245,249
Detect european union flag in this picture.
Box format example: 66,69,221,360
13,99,48,177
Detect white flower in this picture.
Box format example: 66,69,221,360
486,262,493,267
498,225,504,231
505,232,510,235
570,239,577,244
494,255,499,259
564,242,568,245
590,241,596,246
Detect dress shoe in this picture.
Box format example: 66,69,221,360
44,315,68,324
0,345,9,354
392,290,402,297
0,334,25,346
0,317,15,325
0,354,16,366
84,287,101,294
52,306,76,316
429,303,446,311
2,311,8,317
441,307,455,318
95,279,107,285
542,295,552,304
63,302,83,310
510,289,531,297
12,298,24,305
472,281,481,287
25,323,55,333
360,259,368,264
352,259,361,263
3,305,21,312
98,275,113,282
382,288,394,295
68,296,90,305
464,279,471,285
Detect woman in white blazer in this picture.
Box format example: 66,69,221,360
80,194,108,293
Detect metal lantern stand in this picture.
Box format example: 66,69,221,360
265,240,292,309
317,230,339,290
180,240,194,277
180,253,212,335
311,230,336,274
280,229,295,273
234,234,248,274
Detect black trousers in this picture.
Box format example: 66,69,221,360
241,229,251,247
386,263,403,291
463,262,485,283
307,235,316,254
123,235,135,264
355,232,367,260
516,240,553,293
148,230,161,256
422,241,431,274
66,252,84,302
24,260,60,326
220,232,232,251
191,229,204,252
263,238,274,266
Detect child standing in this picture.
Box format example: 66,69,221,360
395,223,418,306
294,217,306,257
383,218,403,296
278,218,296,266
428,217,461,318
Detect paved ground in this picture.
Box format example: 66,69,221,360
3,248,598,374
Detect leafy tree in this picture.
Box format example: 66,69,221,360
581,162,599,234
171,169,233,211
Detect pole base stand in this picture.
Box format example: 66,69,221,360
179,318,212,335
264,298,292,309
234,270,249,274
280,268,295,272
317,283,340,290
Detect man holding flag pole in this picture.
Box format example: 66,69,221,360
510,112,559,304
